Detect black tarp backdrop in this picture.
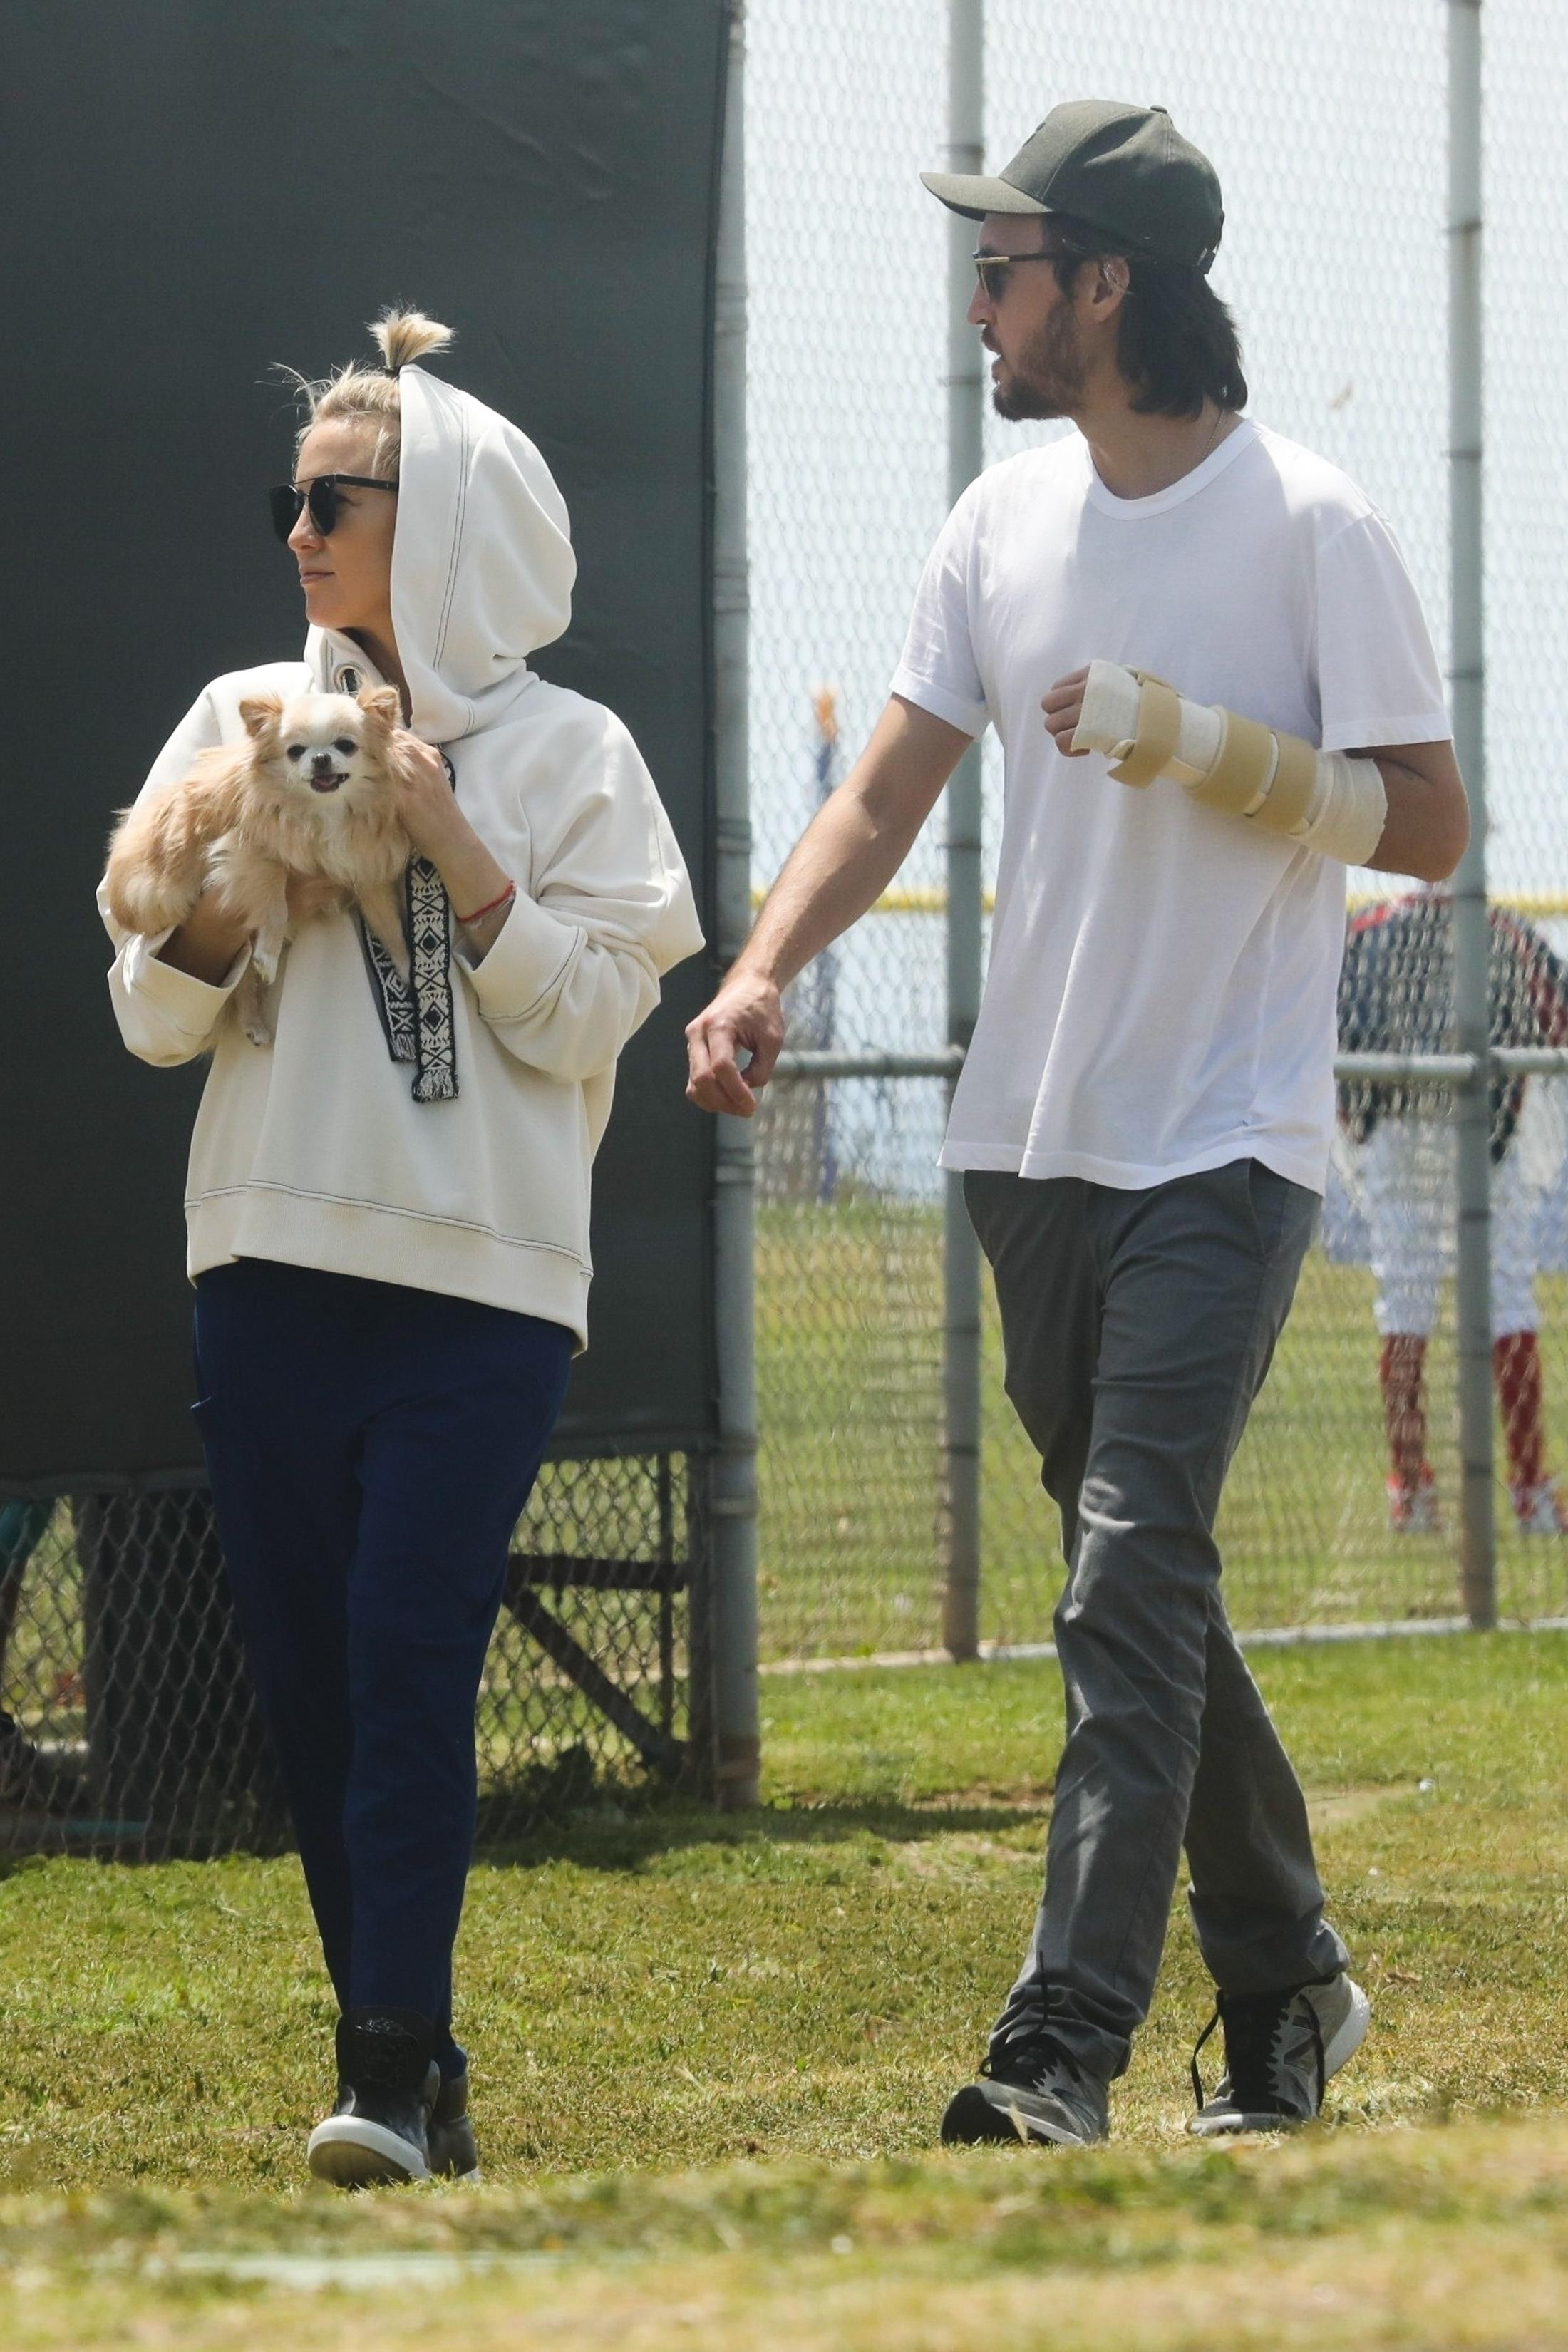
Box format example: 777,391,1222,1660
1,0,723,1490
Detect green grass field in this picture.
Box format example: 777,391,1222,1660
755,1203,1568,1659
6,1631,1568,2346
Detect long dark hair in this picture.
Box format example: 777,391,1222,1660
1047,216,1248,418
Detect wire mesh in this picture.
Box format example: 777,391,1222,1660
748,0,1568,1661
754,1078,948,1659
11,8,1565,1806
747,0,951,1660
1482,0,1568,1613
0,1459,700,1859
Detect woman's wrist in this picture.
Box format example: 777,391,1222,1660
409,797,480,865
413,826,513,961
454,880,516,928
425,832,510,921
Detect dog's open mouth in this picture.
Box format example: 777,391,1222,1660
310,770,349,794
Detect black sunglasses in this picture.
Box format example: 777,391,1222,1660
269,473,398,545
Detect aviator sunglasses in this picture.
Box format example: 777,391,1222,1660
269,473,398,545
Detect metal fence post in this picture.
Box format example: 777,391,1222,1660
709,0,761,1800
941,0,985,1663
1449,0,1495,1629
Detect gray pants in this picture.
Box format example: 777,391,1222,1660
965,1160,1348,2084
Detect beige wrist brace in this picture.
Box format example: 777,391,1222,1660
1071,661,1387,867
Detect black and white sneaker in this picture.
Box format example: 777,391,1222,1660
941,2032,1109,2148
1188,1971,1371,2137
427,2063,481,2184
307,2009,439,2187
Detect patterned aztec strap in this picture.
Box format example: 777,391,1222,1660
358,917,417,1066
355,751,460,1103
406,853,458,1101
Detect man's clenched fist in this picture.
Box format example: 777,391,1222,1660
685,969,785,1118
1041,666,1094,755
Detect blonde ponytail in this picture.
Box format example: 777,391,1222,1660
284,305,456,473
369,306,455,376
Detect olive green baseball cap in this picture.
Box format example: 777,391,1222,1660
922,98,1224,274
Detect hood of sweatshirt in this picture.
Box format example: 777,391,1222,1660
308,363,577,745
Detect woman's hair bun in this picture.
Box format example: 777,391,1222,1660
371,307,455,376
285,308,453,465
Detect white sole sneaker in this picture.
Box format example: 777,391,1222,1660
1189,1974,1371,2137
941,2074,1108,2148
307,2115,431,2187
1321,1975,1372,2083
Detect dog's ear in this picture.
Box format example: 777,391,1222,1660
237,693,284,741
356,684,403,731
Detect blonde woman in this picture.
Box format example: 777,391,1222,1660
103,311,703,2185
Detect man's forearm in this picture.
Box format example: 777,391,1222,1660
1362,750,1470,883
738,788,916,991
736,693,971,989
685,695,969,1115
1060,664,1467,885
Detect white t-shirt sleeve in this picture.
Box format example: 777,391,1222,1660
889,483,991,739
1314,510,1452,752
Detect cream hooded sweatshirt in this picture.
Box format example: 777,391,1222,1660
103,366,704,1347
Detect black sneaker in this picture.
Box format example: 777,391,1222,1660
941,2032,1109,2148
1189,1972,1371,2137
307,2008,439,2186
427,2063,481,2183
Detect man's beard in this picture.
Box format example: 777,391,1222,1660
991,301,1088,421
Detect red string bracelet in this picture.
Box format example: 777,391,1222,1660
455,880,517,928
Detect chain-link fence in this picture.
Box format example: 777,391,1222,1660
748,0,1568,1662
748,0,947,1663
0,1460,704,1857
9,4,1568,1848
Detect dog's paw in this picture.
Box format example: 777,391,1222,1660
109,882,195,939
234,964,277,1048
252,942,280,989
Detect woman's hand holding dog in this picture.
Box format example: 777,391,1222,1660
391,731,515,959
388,733,471,860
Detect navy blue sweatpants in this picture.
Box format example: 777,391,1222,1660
192,1259,572,2068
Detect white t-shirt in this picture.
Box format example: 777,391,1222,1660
890,418,1451,1195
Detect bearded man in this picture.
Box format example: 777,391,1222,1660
687,100,1467,2145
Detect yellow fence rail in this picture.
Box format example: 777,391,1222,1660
752,887,1568,919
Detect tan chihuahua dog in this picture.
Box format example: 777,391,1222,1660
104,686,411,1045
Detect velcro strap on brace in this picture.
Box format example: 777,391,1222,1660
1108,672,1182,790
1259,729,1320,832
1190,709,1277,815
